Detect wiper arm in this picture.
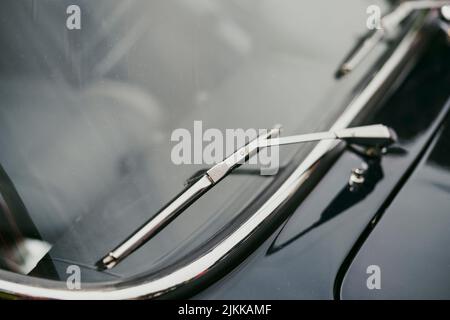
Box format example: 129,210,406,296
262,124,395,148
98,124,396,270
98,126,281,269
337,0,450,77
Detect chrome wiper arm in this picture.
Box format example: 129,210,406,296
337,0,450,77
99,127,281,269
99,124,396,270
382,0,450,29
261,124,396,148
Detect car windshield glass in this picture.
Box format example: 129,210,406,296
0,0,390,282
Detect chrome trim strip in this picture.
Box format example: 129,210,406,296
0,16,428,299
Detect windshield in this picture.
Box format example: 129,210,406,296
0,0,390,282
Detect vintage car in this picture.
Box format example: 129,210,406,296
0,0,449,299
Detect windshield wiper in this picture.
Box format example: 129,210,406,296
98,124,396,270
337,0,450,77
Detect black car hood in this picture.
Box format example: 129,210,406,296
341,112,450,299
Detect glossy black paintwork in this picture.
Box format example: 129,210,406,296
341,113,450,299
195,31,450,299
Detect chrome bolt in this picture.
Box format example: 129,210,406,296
349,167,366,190
441,5,450,40
441,5,450,22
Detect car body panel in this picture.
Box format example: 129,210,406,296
341,111,450,299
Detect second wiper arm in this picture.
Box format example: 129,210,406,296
99,124,396,270
337,0,450,77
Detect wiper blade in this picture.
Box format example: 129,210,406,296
98,124,396,270
337,0,450,77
